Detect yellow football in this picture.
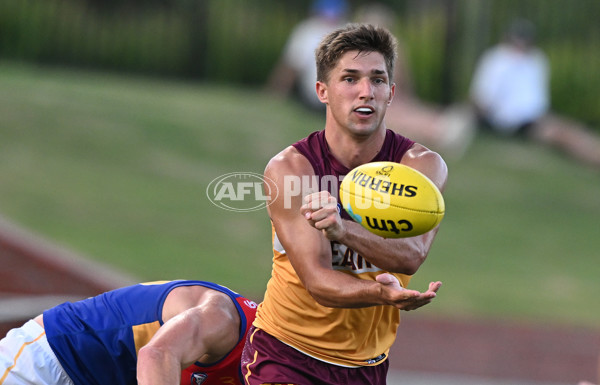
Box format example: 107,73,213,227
339,161,444,238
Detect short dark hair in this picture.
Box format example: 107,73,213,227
315,23,397,84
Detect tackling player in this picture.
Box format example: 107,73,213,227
0,280,257,385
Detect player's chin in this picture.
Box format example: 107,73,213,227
348,122,379,136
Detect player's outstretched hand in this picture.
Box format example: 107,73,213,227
376,273,442,311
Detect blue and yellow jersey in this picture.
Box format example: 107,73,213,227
43,280,257,385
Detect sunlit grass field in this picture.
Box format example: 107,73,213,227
1,62,598,328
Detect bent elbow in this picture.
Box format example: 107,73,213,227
400,263,420,276
137,345,165,367
304,281,339,308
305,287,332,307
313,295,336,308
392,249,428,276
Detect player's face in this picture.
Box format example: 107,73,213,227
317,50,395,137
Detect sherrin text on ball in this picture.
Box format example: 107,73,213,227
339,162,445,238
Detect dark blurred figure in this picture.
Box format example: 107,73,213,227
354,3,476,160
470,18,600,169
266,0,348,112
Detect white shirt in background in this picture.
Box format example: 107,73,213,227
470,44,550,134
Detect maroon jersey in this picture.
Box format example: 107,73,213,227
292,129,415,220
248,129,417,369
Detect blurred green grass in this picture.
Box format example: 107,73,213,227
1,62,598,328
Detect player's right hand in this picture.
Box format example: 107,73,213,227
377,273,441,311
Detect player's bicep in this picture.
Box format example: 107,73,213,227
274,204,331,266
398,146,448,255
264,158,332,284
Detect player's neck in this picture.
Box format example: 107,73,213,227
324,127,386,169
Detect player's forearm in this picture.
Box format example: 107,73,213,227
137,346,181,385
336,220,430,274
302,268,385,308
303,268,431,310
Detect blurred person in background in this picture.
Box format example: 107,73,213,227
470,18,600,169
265,0,349,112
354,3,476,160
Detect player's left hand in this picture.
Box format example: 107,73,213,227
301,191,345,240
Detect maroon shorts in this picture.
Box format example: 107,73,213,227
241,326,389,385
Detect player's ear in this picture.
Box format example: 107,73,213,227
387,82,395,105
316,81,328,104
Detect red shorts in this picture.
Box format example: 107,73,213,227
241,326,389,385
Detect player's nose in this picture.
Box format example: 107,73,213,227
358,78,375,100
